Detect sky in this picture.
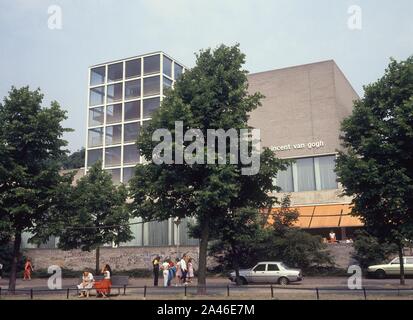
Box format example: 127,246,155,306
1,0,412,152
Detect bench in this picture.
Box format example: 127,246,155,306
77,275,129,297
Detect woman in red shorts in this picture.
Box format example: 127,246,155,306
94,264,112,298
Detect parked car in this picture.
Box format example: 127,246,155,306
228,261,302,285
367,256,413,279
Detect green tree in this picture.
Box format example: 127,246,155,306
352,230,398,269
59,148,85,169
55,162,132,274
128,44,282,289
0,87,71,291
208,207,267,284
336,56,413,284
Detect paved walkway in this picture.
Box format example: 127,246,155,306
2,276,413,290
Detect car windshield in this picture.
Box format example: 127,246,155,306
279,262,288,269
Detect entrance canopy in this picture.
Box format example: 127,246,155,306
266,204,363,229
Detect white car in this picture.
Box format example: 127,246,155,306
367,256,413,278
229,261,302,285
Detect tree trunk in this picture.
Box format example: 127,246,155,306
95,246,100,275
197,217,210,294
233,257,241,285
8,231,22,292
398,244,405,286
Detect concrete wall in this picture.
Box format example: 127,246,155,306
25,246,200,271
326,243,356,269
25,244,355,271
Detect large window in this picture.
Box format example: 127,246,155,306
89,87,105,106
105,147,121,167
276,164,293,192
106,104,122,124
87,148,102,167
125,58,141,78
90,66,105,85
88,127,103,147
125,80,141,100
89,107,104,126
143,76,160,96
124,122,140,143
124,100,140,121
107,168,121,184
174,63,183,79
143,97,160,118
123,167,135,184
107,62,123,82
317,156,338,190
276,155,338,192
163,56,172,78
105,125,122,145
123,144,139,165
107,83,123,103
144,54,160,75
296,158,316,192
163,77,173,91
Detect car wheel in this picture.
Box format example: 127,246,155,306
375,269,386,279
238,277,248,285
278,277,289,286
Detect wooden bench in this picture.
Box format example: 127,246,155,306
78,275,129,297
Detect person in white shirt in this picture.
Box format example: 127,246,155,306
0,263,3,279
329,230,337,243
77,271,94,298
180,255,188,285
161,260,170,287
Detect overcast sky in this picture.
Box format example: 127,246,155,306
1,0,412,152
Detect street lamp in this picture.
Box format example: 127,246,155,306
174,217,181,258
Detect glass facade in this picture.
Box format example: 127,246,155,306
124,100,140,121
89,107,104,126
106,104,122,124
85,53,191,247
125,58,141,78
276,155,338,192
87,53,185,183
144,54,160,75
143,97,160,119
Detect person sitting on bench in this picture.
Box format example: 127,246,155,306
77,270,94,298
94,264,112,298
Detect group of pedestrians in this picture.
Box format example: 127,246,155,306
152,254,194,287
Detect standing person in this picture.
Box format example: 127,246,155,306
23,258,34,281
180,254,188,285
161,259,170,287
94,264,112,298
152,255,160,286
0,262,3,280
167,259,175,287
187,258,194,283
175,258,182,286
